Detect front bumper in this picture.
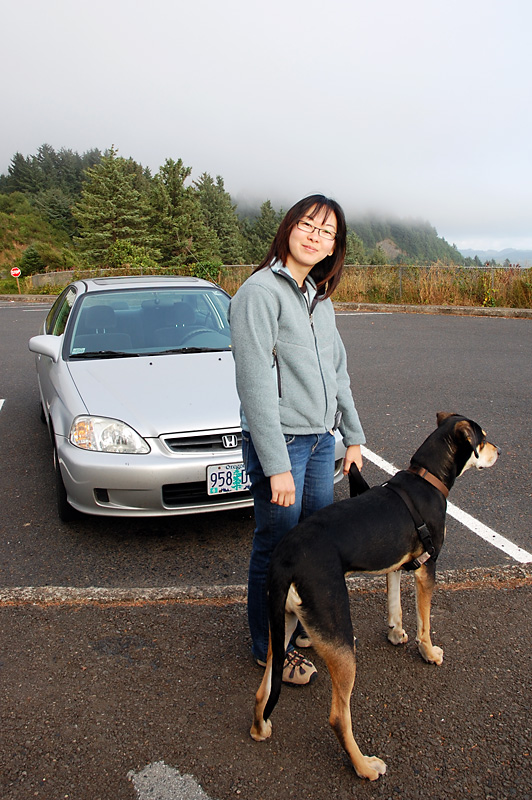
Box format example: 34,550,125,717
56,433,346,518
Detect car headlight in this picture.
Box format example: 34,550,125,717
69,416,150,454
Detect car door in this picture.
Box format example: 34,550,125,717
36,286,78,430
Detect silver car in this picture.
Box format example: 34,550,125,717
29,275,347,520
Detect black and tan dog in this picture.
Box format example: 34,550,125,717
250,413,499,780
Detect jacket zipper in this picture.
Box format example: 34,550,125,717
273,290,322,401
272,346,282,398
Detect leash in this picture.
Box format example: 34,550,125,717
383,481,438,570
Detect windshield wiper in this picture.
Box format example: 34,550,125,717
70,350,139,359
148,347,230,355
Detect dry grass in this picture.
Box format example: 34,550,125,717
214,264,532,309
21,264,532,309
311,264,532,308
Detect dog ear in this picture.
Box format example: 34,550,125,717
437,412,457,426
454,419,482,458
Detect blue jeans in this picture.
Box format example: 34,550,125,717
242,430,336,663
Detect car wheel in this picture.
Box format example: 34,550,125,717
53,444,81,522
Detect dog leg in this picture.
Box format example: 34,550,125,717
386,570,408,645
414,563,443,665
324,643,387,780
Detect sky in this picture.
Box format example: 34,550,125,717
3,0,532,252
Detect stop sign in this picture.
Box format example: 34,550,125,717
10,267,21,278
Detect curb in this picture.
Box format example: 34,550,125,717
1,564,530,607
3,294,532,318
334,301,532,319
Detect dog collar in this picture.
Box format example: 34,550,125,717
407,466,449,499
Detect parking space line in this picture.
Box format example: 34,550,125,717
361,446,532,564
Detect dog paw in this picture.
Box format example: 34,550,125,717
418,643,444,665
355,755,387,781
250,718,272,741
388,627,408,645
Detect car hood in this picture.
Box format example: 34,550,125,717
67,351,241,437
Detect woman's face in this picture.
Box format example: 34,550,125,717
286,205,337,277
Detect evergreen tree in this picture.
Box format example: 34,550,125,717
194,173,246,263
242,200,281,263
345,231,366,264
73,147,157,265
33,187,77,237
150,158,220,266
4,152,43,194
368,245,387,265
19,244,47,276
1,144,102,198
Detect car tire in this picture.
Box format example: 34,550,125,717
40,402,46,424
53,444,81,522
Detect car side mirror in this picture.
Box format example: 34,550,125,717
29,334,63,363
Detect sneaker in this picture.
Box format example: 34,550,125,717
255,651,318,686
282,650,317,686
295,632,312,648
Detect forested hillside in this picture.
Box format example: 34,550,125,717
0,144,463,278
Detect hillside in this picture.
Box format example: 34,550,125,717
348,216,462,264
459,248,532,267
0,144,465,276
0,192,75,273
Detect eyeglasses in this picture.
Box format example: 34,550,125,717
296,220,336,241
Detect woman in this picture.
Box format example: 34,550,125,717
229,194,365,685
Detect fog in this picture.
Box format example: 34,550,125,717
3,0,531,250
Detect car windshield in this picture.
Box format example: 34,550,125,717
67,286,232,358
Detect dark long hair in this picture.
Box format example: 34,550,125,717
254,194,347,299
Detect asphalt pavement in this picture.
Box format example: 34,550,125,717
1,296,531,800
1,565,531,800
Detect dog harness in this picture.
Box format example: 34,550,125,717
383,476,444,571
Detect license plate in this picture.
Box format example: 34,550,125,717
207,463,251,495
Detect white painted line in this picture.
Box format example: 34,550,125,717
361,445,532,564
0,399,5,412
445,502,532,563
128,761,214,800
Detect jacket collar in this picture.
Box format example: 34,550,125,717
270,260,318,296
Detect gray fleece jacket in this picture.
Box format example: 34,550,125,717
229,262,365,476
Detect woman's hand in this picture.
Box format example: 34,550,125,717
270,472,296,506
343,444,363,475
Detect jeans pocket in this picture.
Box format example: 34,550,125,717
283,433,296,446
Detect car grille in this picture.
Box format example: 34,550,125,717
162,482,251,506
162,430,243,454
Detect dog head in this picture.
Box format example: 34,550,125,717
436,412,500,475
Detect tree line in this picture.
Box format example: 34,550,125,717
0,144,465,277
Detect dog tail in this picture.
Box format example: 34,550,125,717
263,574,289,721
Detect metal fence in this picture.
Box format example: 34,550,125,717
25,263,532,309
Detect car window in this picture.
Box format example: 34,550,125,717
45,287,71,333
47,287,77,336
67,286,232,357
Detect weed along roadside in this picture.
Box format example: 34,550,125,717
3,262,532,312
